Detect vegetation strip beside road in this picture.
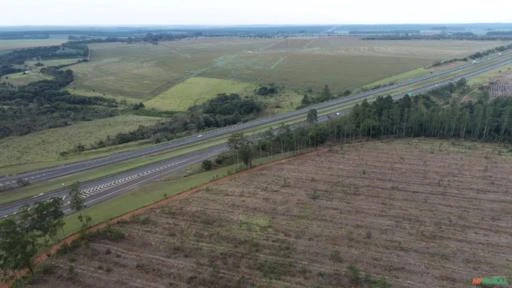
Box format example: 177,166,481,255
0,102,353,205
0,150,309,287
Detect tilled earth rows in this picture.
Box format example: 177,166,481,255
30,139,512,288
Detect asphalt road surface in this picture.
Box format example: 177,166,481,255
1,53,511,217
0,112,343,218
1,51,511,189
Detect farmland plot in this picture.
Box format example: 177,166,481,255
29,139,512,288
0,39,66,51
0,115,162,172
70,38,508,101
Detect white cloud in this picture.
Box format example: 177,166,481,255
1,0,511,26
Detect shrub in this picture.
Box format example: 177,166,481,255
57,239,82,255
347,264,362,285
202,159,213,171
85,226,126,242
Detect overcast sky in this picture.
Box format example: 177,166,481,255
2,0,511,26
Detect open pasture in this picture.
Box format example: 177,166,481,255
0,115,162,172
30,139,512,288
25,58,82,67
144,77,258,111
1,58,83,86
0,71,52,86
69,39,277,99
69,38,508,102
144,76,303,113
0,39,67,52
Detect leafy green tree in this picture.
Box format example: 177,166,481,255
307,109,318,123
301,94,311,106
69,182,92,233
0,198,64,274
319,85,333,102
238,142,254,168
0,219,38,274
69,181,84,212
228,133,254,167
202,159,213,171
19,198,65,243
228,132,246,151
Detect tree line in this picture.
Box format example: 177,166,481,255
300,85,351,108
0,42,88,77
364,34,512,41
0,67,119,138
432,44,512,67
225,90,512,169
77,93,264,152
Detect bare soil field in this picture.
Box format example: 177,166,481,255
29,139,512,288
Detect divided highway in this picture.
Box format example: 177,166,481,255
0,112,340,219
0,145,229,218
1,51,511,189
1,51,512,218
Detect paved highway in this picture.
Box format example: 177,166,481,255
0,144,230,218
0,113,340,218
0,52,511,218
1,51,511,189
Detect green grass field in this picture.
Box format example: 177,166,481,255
145,76,304,113
0,71,52,86
145,77,258,111
0,39,67,51
1,58,83,86
0,115,162,172
25,58,82,67
69,39,276,99
70,38,506,102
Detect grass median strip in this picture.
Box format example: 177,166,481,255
0,138,227,204
58,151,297,238
1,101,357,204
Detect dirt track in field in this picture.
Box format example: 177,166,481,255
28,139,512,288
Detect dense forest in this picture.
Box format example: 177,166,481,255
215,91,512,169
0,42,120,138
251,94,512,158
0,68,118,138
0,42,88,77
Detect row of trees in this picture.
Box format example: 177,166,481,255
0,41,122,138
432,43,512,67
365,34,512,41
0,42,88,77
225,91,512,169
82,93,264,152
300,85,351,108
0,68,119,138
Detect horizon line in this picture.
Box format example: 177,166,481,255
1,22,512,28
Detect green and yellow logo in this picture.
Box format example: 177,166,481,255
472,276,509,287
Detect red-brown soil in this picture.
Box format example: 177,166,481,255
26,139,512,288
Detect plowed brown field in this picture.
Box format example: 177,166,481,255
29,139,512,288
